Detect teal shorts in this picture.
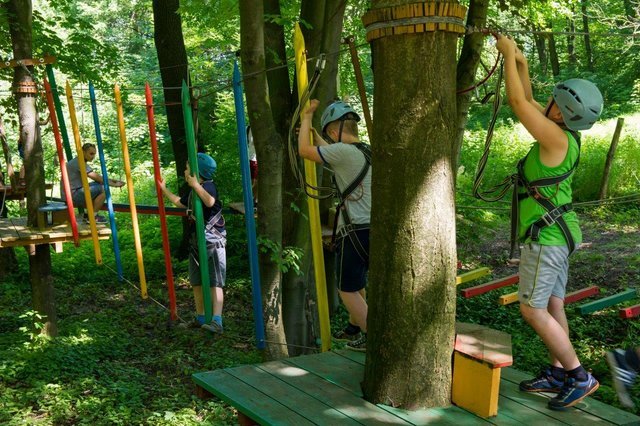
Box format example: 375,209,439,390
518,243,570,308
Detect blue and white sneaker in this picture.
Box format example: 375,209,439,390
606,349,637,408
519,367,565,393
548,373,599,410
201,321,223,334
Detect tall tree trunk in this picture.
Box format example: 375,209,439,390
623,0,637,19
363,1,458,408
7,0,56,337
581,0,594,71
548,31,561,76
567,16,577,67
264,0,316,356
454,0,489,171
152,0,191,256
534,33,548,75
240,0,288,360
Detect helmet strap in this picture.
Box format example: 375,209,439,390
338,120,345,143
544,99,555,118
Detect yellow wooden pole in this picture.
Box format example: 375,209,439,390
65,81,102,264
294,23,331,352
114,84,147,298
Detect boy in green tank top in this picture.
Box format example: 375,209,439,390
497,35,603,410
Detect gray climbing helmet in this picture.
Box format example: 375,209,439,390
552,79,603,131
320,100,361,133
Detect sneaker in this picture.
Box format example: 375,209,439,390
201,321,223,334
346,334,366,352
606,349,637,408
548,374,599,410
94,214,107,224
519,367,565,393
332,328,362,342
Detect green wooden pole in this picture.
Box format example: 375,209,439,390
45,65,74,160
182,80,212,322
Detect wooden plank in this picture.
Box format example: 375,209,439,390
379,404,491,426
285,351,365,397
564,286,600,304
461,274,519,298
494,393,569,425
455,322,513,368
335,349,366,365
499,374,605,424
258,361,408,425
619,304,640,319
498,292,519,306
0,217,110,248
502,367,640,425
456,267,491,285
226,364,360,425
0,55,56,69
192,370,314,426
579,289,638,314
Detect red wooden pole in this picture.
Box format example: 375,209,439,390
145,83,177,320
43,77,79,246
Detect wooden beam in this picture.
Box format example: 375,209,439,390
564,285,599,304
498,291,519,306
579,288,638,315
0,55,56,69
619,304,640,319
456,267,491,285
461,274,519,298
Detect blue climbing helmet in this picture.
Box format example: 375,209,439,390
320,100,361,133
552,79,603,131
197,153,217,180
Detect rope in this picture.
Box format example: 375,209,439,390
471,59,512,203
102,262,188,324
286,55,337,201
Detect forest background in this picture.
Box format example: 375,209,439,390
1,0,640,424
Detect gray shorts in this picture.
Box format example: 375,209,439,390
518,243,570,308
72,182,103,207
189,241,226,288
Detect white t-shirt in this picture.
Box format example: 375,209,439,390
318,142,371,229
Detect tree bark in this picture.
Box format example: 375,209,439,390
363,2,458,408
240,0,288,360
599,118,624,200
454,0,489,171
534,33,548,75
548,31,560,76
7,0,56,337
152,0,191,257
567,16,577,67
581,0,594,71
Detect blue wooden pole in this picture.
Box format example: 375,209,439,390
233,61,265,350
89,82,123,281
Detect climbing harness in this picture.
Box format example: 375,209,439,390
472,60,582,257
330,142,371,261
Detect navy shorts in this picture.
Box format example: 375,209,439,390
72,182,104,207
335,227,369,292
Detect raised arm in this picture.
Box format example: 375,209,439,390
514,47,544,113
298,99,324,163
497,35,567,155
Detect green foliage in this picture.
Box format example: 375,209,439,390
257,236,304,275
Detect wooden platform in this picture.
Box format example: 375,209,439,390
0,217,111,248
193,349,640,425
0,184,53,201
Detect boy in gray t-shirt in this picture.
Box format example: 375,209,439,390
66,143,124,223
299,99,370,352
